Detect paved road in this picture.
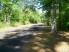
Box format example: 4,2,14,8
0,23,45,52
0,23,45,39
0,24,38,39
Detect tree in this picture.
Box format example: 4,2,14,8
39,0,57,34
39,0,69,32
0,0,46,27
57,0,69,30
51,0,57,34
1,0,12,23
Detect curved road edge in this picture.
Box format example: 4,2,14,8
0,23,45,39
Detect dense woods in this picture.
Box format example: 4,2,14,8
0,0,45,27
39,0,69,34
0,0,69,33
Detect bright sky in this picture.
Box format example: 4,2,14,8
36,8,43,13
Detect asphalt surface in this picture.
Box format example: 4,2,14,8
0,23,45,52
0,24,38,39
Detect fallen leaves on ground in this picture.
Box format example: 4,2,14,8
23,27,69,52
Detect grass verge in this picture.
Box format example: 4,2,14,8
0,24,33,32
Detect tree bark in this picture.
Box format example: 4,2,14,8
51,1,57,34
4,4,7,23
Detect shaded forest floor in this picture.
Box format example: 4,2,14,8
23,26,69,52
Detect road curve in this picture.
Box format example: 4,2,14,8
0,23,45,52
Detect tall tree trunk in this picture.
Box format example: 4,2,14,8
51,1,57,34
4,4,7,23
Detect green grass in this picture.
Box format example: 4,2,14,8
0,24,33,32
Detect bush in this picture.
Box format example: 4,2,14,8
0,22,5,28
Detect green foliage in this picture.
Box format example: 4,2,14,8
0,22,5,27
20,8,41,24
39,0,69,31
57,1,69,31
11,9,20,22
0,0,45,28
0,11,3,21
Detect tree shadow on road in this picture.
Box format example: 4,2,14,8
0,24,43,52
23,27,69,52
0,34,34,52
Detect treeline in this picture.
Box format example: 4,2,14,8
39,0,69,31
0,0,45,27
